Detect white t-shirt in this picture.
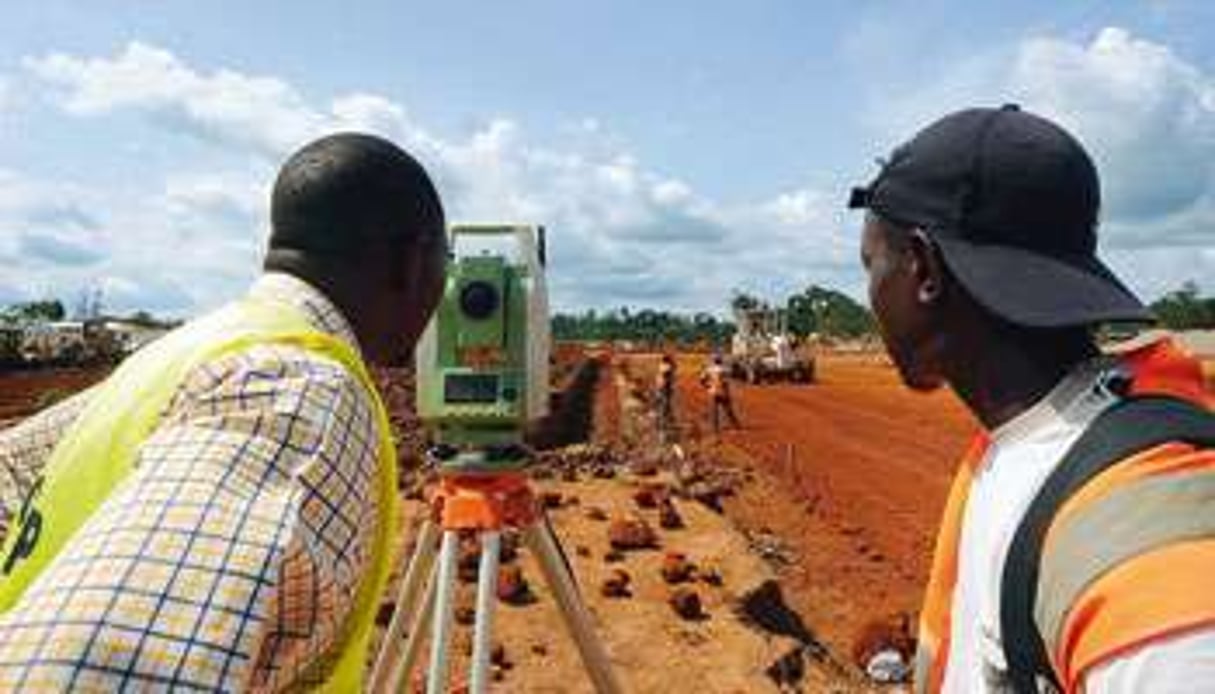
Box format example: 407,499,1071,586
941,357,1215,693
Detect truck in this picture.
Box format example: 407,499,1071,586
727,307,815,384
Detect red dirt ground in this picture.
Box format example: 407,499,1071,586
664,352,978,656
0,368,108,423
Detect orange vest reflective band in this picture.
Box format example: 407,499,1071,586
914,434,988,694
916,338,1215,693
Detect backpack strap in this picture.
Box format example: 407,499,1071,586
1001,395,1215,693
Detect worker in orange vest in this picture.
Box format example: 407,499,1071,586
701,353,740,435
850,105,1215,692
655,353,677,443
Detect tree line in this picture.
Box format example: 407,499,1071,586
552,284,876,345
552,280,1215,344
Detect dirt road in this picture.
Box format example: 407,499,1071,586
666,353,977,655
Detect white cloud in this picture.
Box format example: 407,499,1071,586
868,26,1215,296
25,42,326,157
6,42,869,313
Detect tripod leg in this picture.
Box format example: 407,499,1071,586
370,520,440,692
426,530,461,694
522,522,623,694
385,563,438,694
468,531,501,693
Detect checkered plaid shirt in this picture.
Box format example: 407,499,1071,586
0,273,386,692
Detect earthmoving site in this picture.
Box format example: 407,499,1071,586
0,346,981,692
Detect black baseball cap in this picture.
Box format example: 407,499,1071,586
849,104,1151,328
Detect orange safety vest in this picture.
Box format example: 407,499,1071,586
916,338,1215,693
656,360,674,390
705,364,727,397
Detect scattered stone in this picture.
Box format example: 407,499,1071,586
540,491,564,509
457,538,482,583
499,532,520,564
603,548,625,563
765,646,806,689
688,484,727,513
575,545,592,558
668,587,704,620
736,580,826,660
661,552,697,584
565,495,580,506
608,517,659,550
584,506,609,522
591,465,616,479
658,500,684,529
629,458,659,477
496,565,532,605
697,563,724,587
491,643,512,670
455,603,476,626
600,569,632,598
530,643,548,657
632,485,664,509
561,468,580,482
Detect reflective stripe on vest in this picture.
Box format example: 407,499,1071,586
0,298,399,691
915,338,1213,693
1037,444,1215,689
915,435,987,693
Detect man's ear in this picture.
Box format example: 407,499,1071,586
908,228,946,305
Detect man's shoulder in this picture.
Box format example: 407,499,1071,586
174,340,369,409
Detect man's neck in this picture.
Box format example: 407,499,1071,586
945,329,1098,431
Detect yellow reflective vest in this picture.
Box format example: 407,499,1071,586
0,297,398,691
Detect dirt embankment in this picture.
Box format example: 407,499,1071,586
0,367,109,425
650,352,977,659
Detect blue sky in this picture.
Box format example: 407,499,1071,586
2,1,1214,315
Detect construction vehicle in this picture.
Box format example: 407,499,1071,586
727,307,815,384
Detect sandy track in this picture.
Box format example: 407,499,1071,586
662,353,977,655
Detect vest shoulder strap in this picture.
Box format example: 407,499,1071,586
1000,395,1215,693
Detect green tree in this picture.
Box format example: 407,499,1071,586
786,285,874,338
2,299,66,323
1150,281,1215,329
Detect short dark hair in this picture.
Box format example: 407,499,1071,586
269,133,444,257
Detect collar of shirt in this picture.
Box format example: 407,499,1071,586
248,272,363,357
986,355,1120,456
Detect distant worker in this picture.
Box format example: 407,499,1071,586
850,105,1215,692
701,353,741,434
655,353,677,443
0,133,448,690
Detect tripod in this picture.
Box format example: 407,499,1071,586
369,458,622,693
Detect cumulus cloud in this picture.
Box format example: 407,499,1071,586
25,43,326,157
868,27,1215,296
18,41,855,312
1011,28,1215,232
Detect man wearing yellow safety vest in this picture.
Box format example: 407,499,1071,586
849,105,1215,692
0,133,447,691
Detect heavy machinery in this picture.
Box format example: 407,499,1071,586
727,307,815,384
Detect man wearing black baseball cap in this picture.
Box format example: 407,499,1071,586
851,105,1215,693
